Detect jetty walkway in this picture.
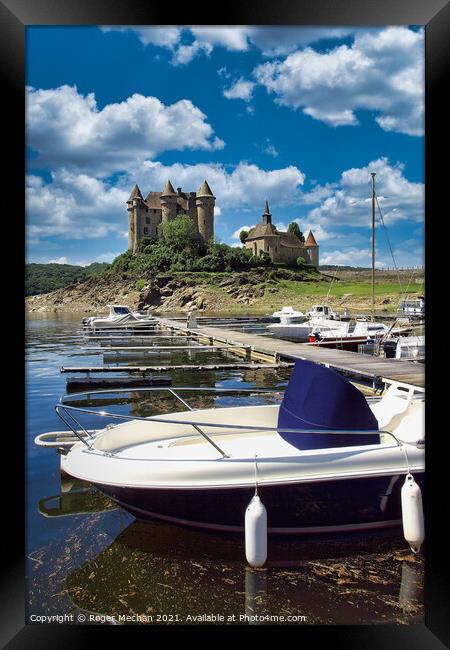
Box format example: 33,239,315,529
157,318,425,389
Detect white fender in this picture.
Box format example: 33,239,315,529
401,473,424,553
245,495,267,568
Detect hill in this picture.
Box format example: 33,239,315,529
25,262,109,296
25,265,424,315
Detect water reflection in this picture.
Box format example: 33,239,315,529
26,314,424,625
58,515,423,625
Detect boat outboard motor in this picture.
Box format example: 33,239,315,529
278,359,379,450
383,340,397,359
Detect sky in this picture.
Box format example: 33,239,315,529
26,25,424,268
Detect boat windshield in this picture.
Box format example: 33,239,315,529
112,306,131,315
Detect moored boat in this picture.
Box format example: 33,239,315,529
271,306,306,324
308,320,411,350
82,304,155,329
306,304,339,320
36,359,424,535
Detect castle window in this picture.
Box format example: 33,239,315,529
145,217,150,224
143,227,148,235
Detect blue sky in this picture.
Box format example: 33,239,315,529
26,26,424,267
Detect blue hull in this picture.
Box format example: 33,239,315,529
95,472,424,534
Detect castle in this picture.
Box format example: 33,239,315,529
127,179,215,253
244,200,319,267
127,182,319,266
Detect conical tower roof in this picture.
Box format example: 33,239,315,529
128,184,143,201
196,180,214,197
263,199,271,216
305,230,318,246
161,180,176,196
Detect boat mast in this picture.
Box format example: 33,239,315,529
371,172,376,316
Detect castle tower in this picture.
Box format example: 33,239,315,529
160,180,177,223
127,184,144,252
262,199,272,225
196,180,215,244
305,230,319,267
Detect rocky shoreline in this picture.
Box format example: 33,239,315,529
26,268,423,315
26,270,298,314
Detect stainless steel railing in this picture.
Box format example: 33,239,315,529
52,386,418,459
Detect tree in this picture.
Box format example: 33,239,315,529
157,215,199,253
239,230,249,244
288,222,305,243
296,256,306,268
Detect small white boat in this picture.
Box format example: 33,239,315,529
271,306,306,324
268,317,337,341
383,335,425,361
398,297,425,318
307,304,339,320
268,304,342,341
82,305,155,329
36,360,424,536
309,320,411,350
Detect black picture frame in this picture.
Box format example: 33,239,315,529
4,0,449,646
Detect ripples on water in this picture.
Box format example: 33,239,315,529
26,313,424,625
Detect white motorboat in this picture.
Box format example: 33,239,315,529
271,306,306,324
82,305,155,329
267,317,335,341
398,297,425,319
309,319,412,350
383,335,425,361
268,305,342,341
36,359,424,536
269,317,411,348
306,304,339,320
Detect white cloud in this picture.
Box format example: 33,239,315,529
295,222,333,242
190,26,251,51
232,225,255,240
36,251,121,266
26,161,307,243
48,256,69,264
254,27,423,136
26,85,224,176
100,26,182,48
223,78,255,102
320,241,424,268
320,248,377,267
171,40,213,65
263,141,279,158
307,157,423,227
137,160,305,209
26,171,129,240
246,27,357,56
101,26,362,63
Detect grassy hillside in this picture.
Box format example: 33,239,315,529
25,262,109,296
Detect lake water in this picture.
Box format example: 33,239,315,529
26,314,424,625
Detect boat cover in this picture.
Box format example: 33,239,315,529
278,359,379,450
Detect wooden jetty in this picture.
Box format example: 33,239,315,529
65,374,172,391
61,362,292,374
86,344,251,352
157,318,425,389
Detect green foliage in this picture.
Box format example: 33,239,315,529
296,256,306,268
257,250,271,265
239,230,249,244
157,216,200,254
25,262,109,296
135,279,146,291
137,237,156,253
288,222,305,242
108,251,133,274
